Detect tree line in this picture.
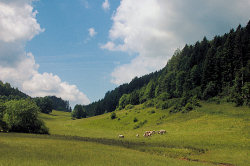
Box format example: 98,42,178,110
0,81,71,133
74,21,250,118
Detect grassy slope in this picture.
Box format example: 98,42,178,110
40,102,250,166
0,102,249,166
0,133,208,166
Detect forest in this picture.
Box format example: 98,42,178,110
75,21,250,118
0,81,71,133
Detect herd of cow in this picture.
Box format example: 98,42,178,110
118,129,166,138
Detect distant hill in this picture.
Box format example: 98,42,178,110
47,96,71,112
0,81,29,100
0,81,71,112
81,20,250,117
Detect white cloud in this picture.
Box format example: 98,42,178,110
0,1,44,42
102,0,110,11
103,0,250,85
111,56,166,85
0,0,90,106
88,27,97,37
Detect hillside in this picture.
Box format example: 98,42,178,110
37,102,250,166
80,21,250,117
0,81,29,100
0,81,71,133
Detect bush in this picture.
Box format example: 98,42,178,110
133,117,138,122
2,100,49,134
190,96,202,107
207,96,221,104
143,100,154,108
169,105,182,113
125,104,134,110
184,103,194,112
133,120,147,129
161,102,169,109
110,112,116,119
148,110,155,114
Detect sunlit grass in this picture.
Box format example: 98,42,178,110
39,102,250,166
0,133,212,166
1,102,249,165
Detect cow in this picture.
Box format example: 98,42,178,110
143,131,153,137
118,134,124,138
158,130,166,135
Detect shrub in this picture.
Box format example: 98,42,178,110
184,103,194,112
125,104,134,110
143,100,154,108
110,112,117,119
148,110,155,114
160,102,168,109
169,105,182,113
133,120,147,129
190,96,202,107
133,117,138,122
207,96,221,104
3,99,49,134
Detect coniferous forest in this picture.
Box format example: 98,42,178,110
77,21,250,117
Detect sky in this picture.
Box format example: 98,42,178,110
0,0,250,106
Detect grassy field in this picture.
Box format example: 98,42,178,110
0,102,249,165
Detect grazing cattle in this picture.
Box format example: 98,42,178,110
158,130,166,135
136,134,139,137
118,134,124,138
143,131,153,137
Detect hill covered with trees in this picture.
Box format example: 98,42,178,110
78,21,250,117
0,81,29,100
0,81,71,133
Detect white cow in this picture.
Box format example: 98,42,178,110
158,130,166,135
118,134,124,138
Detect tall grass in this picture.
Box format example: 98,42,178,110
39,102,250,166
0,133,212,166
1,102,249,166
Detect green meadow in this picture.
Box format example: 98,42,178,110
0,102,249,166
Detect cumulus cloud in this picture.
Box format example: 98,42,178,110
0,0,90,106
111,56,167,85
103,0,250,85
88,27,97,37
0,0,44,42
102,0,110,11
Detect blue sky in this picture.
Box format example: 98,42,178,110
26,0,130,102
0,0,249,106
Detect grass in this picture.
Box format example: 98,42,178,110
0,102,249,165
0,133,212,166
